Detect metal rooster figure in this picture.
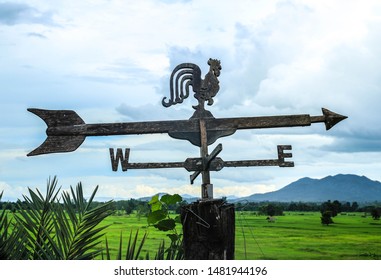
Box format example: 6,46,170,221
162,58,221,112
27,59,347,200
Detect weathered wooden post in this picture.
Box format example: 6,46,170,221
27,59,347,259
181,199,235,259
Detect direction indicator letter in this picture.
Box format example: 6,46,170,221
109,148,130,172
277,145,294,167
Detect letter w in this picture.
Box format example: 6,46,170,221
109,148,130,171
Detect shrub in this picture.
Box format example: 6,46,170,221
321,211,334,226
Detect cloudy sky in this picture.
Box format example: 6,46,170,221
1,0,380,201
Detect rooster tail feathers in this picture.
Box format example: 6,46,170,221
162,63,201,108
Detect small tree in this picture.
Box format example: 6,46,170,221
351,201,359,212
136,204,150,220
147,194,183,260
259,203,283,216
321,211,334,226
371,207,381,220
321,200,341,217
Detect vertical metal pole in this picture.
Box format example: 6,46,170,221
199,119,213,199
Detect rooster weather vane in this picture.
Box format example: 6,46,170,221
162,58,221,112
27,59,347,200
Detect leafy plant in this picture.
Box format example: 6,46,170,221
102,230,148,260
1,177,114,260
1,191,27,259
147,194,184,259
371,207,381,220
321,211,334,226
1,179,187,260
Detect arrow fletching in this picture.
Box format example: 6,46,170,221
27,108,86,156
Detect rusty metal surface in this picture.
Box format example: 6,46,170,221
27,107,346,156
109,145,293,178
27,59,347,199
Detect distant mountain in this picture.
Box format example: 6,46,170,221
239,174,381,203
180,194,199,203
138,193,199,203
138,192,168,202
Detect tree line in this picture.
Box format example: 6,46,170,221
1,197,380,217
234,200,380,213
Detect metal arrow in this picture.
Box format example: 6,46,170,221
27,107,347,156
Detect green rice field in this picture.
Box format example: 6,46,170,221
100,211,381,260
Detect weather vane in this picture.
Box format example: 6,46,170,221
27,59,347,200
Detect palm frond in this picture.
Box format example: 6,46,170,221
154,239,184,260
53,183,114,260
102,237,111,260
125,229,148,260
3,177,114,260
0,191,30,260
14,176,60,259
103,230,148,260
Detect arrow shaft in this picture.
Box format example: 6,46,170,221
47,114,312,137
310,116,325,123
47,119,198,136
209,114,311,131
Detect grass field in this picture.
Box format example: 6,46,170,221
100,211,381,260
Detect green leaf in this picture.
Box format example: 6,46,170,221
148,194,159,205
174,215,182,224
150,201,162,212
166,233,179,243
149,194,162,211
147,210,167,225
153,219,176,231
160,194,182,206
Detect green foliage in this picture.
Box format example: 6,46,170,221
371,207,381,220
100,193,184,260
147,193,184,259
102,230,148,260
147,194,182,232
1,199,373,216
100,211,381,260
5,181,379,260
147,209,167,225
1,184,185,260
235,211,381,259
0,177,114,260
1,191,29,259
258,203,284,216
320,200,342,217
160,194,182,206
153,238,183,260
321,211,334,226
135,204,150,220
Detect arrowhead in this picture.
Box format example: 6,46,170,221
322,108,348,130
